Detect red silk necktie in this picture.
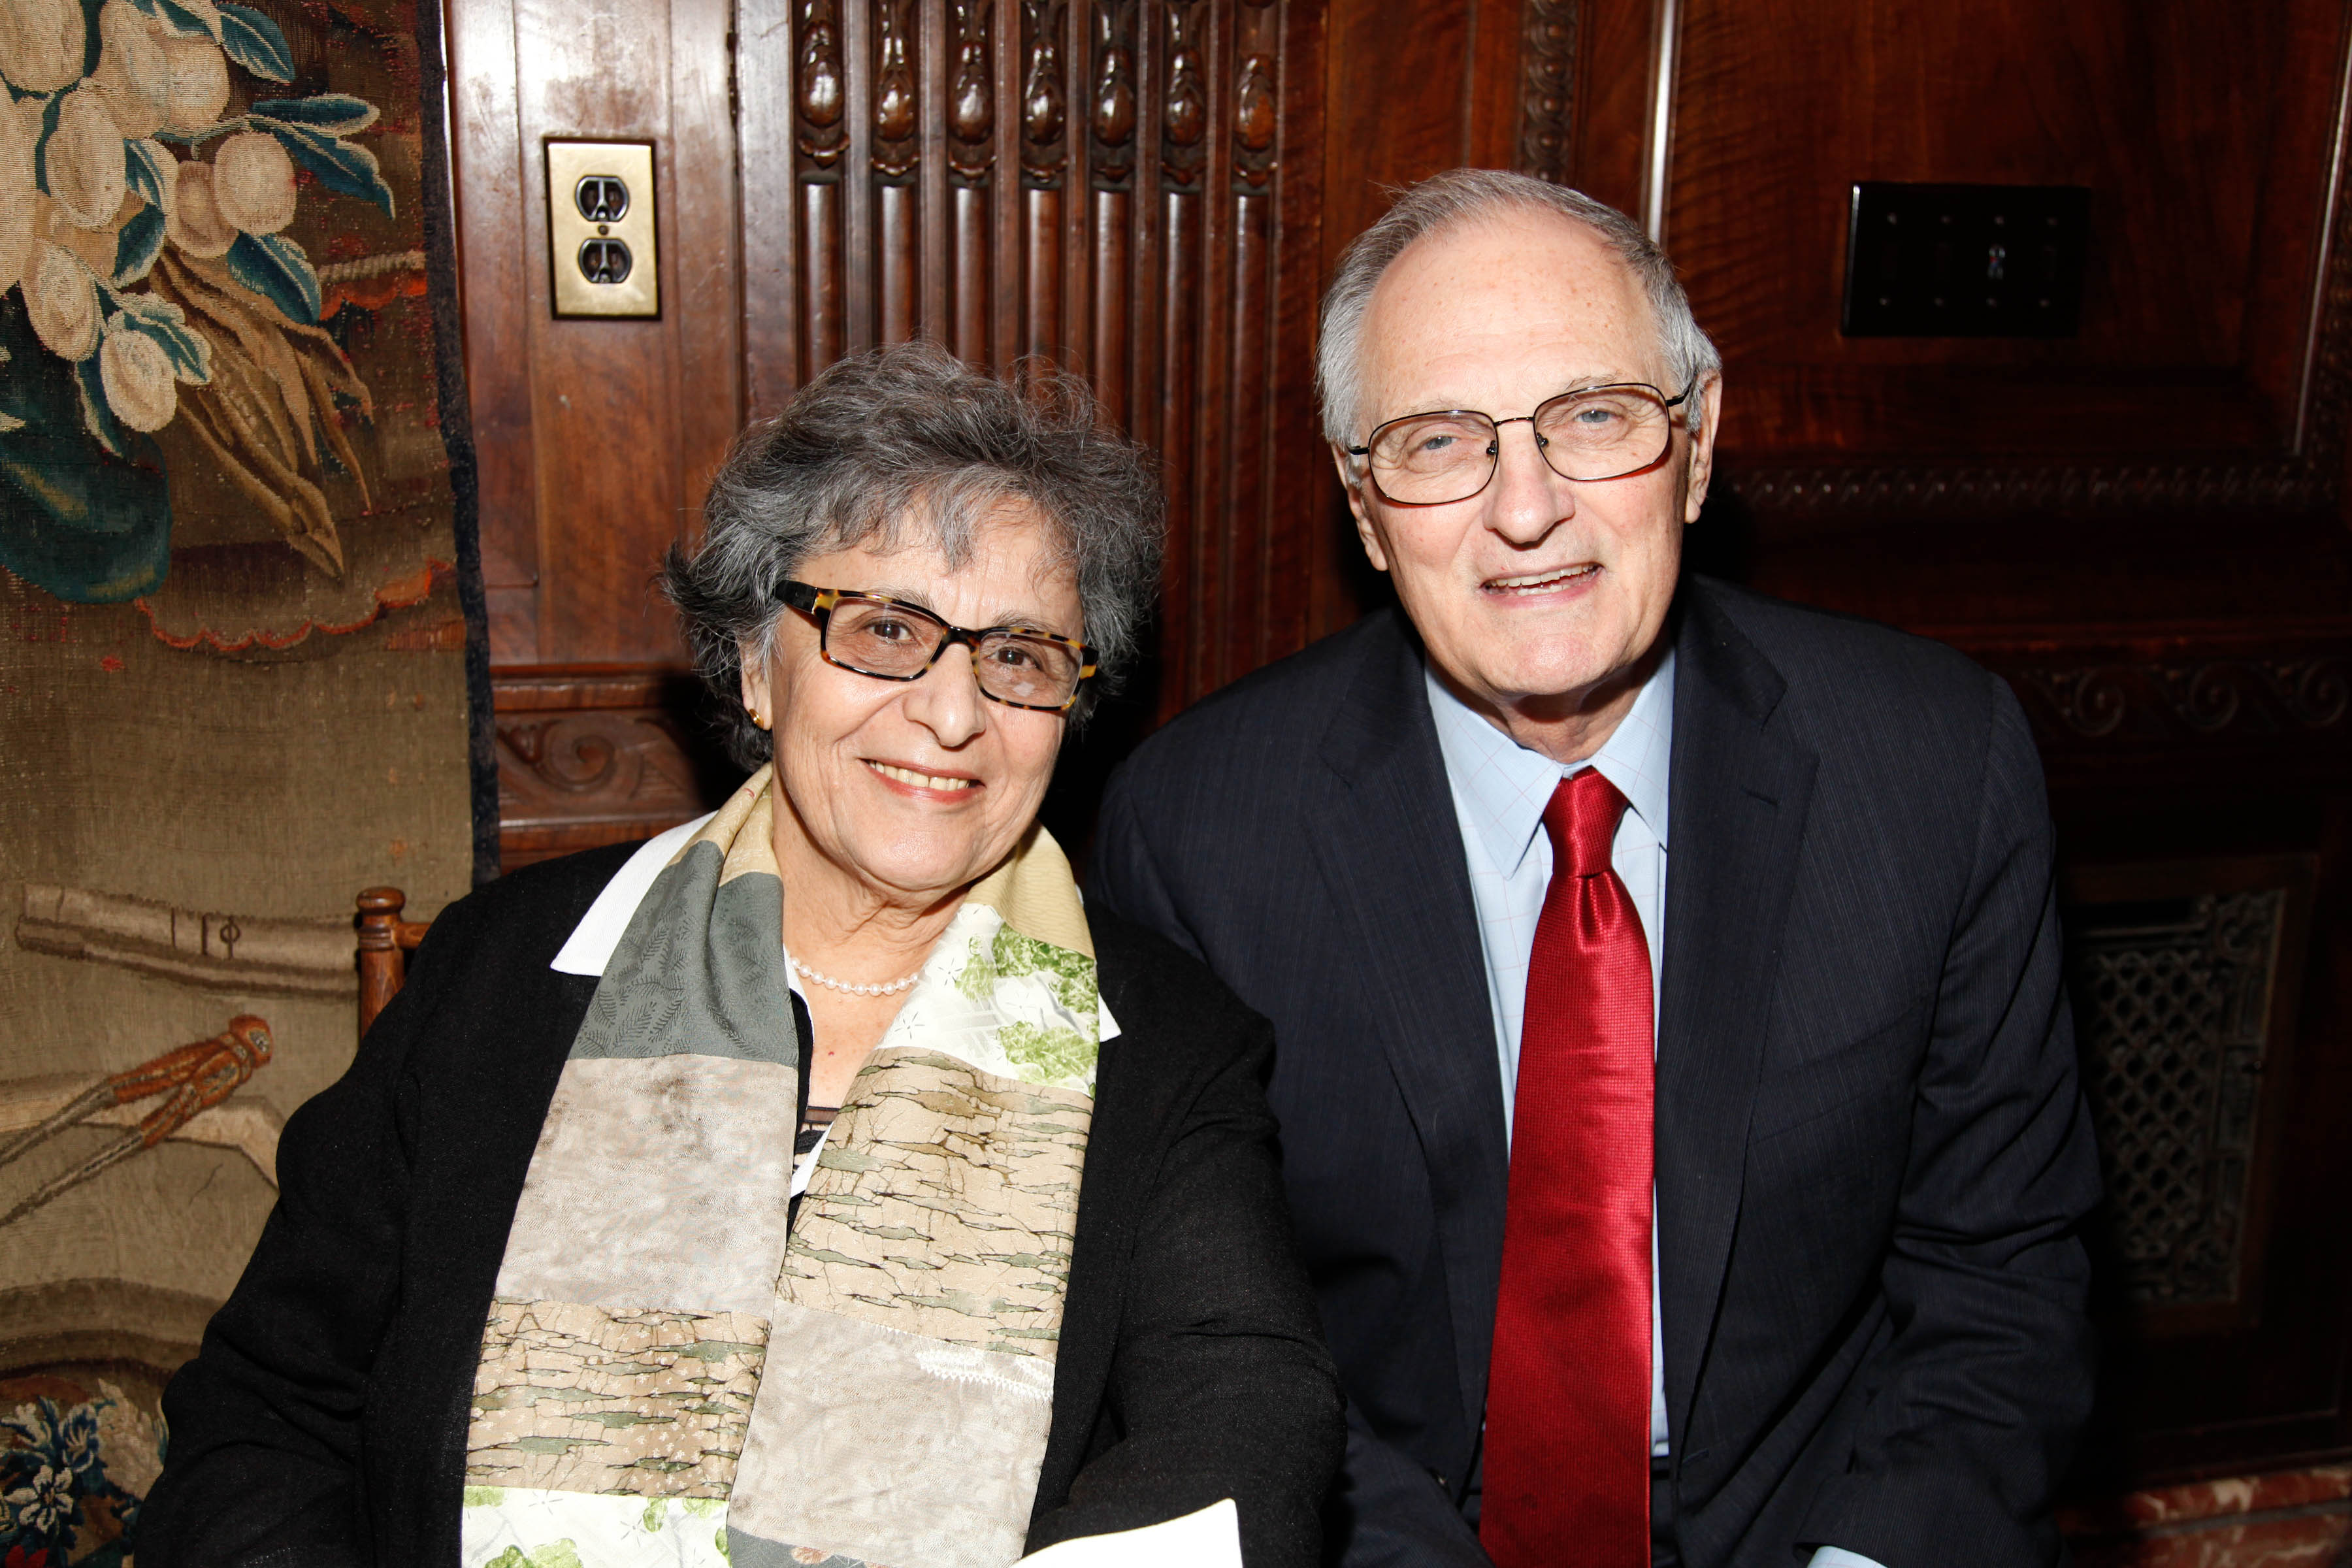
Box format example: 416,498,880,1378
1481,769,1655,1566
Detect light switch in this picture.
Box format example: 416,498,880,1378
546,140,659,319
1841,183,2089,338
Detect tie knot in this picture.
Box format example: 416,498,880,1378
1541,769,1629,879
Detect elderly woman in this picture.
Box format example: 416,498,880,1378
139,344,1343,1568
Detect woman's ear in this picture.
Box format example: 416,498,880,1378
739,641,774,730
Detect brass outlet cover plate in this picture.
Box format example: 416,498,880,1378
546,140,659,319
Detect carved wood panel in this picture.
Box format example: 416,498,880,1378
489,668,732,867
1942,627,2352,770
2061,865,2315,1328
738,0,1329,719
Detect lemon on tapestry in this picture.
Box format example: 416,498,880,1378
1,0,396,604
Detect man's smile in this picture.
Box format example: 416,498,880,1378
1481,563,1601,597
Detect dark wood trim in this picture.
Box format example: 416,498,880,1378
490,666,727,868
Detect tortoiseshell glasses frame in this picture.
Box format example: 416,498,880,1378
776,580,1099,714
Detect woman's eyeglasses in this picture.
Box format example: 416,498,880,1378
776,581,1098,713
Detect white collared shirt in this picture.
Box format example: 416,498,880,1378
1427,651,1674,1457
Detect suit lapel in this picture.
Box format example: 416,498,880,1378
1303,610,1509,1449
1656,581,1816,1452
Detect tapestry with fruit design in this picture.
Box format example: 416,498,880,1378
0,0,480,1494
1,0,429,612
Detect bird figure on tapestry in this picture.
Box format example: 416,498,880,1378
0,0,397,602
0,1013,271,1229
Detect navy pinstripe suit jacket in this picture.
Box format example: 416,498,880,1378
1087,576,2102,1568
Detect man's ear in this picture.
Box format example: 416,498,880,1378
1683,372,1723,525
1330,442,1392,573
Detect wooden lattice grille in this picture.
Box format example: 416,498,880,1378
2068,890,2286,1308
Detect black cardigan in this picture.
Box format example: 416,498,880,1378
139,842,1343,1567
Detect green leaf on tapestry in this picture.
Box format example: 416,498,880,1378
0,296,172,604
250,114,395,218
226,231,321,323
73,0,104,76
251,94,379,135
218,3,293,81
32,91,65,194
74,355,129,459
125,138,172,208
111,295,212,383
131,0,222,42
114,205,167,284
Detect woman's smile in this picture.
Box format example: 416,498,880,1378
863,757,984,796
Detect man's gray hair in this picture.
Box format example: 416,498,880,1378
1316,169,1721,447
663,341,1164,770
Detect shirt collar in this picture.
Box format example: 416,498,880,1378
1426,644,1676,877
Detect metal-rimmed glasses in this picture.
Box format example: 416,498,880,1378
777,581,1098,713
1347,375,1700,507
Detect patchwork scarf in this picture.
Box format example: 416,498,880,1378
461,766,1109,1568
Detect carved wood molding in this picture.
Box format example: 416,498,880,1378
1940,629,2352,752
1161,0,1207,189
1516,0,1576,183
1727,458,2328,518
491,667,725,866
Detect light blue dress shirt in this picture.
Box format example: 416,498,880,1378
1425,655,1884,1568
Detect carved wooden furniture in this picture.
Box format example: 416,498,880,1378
355,889,431,1038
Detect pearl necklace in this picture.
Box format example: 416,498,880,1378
789,955,923,997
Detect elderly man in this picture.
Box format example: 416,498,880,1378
1087,170,2100,1568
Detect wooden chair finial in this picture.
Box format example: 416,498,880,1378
355,887,430,1037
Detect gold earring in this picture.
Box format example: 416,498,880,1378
753,710,770,730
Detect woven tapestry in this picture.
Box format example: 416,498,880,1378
0,0,483,1555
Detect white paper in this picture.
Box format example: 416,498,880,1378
1014,1497,1242,1568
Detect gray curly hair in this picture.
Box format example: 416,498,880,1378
663,342,1165,770
1317,169,1721,448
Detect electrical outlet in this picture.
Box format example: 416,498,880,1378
546,140,659,319
1841,182,2089,338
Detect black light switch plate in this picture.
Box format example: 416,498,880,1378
1841,182,2090,337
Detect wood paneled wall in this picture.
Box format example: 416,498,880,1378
453,0,1333,865
441,0,2352,1486
1550,0,2352,1488
451,0,743,669
732,0,1333,712
449,0,747,860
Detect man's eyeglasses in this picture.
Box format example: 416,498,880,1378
776,581,1098,713
1347,376,1699,508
